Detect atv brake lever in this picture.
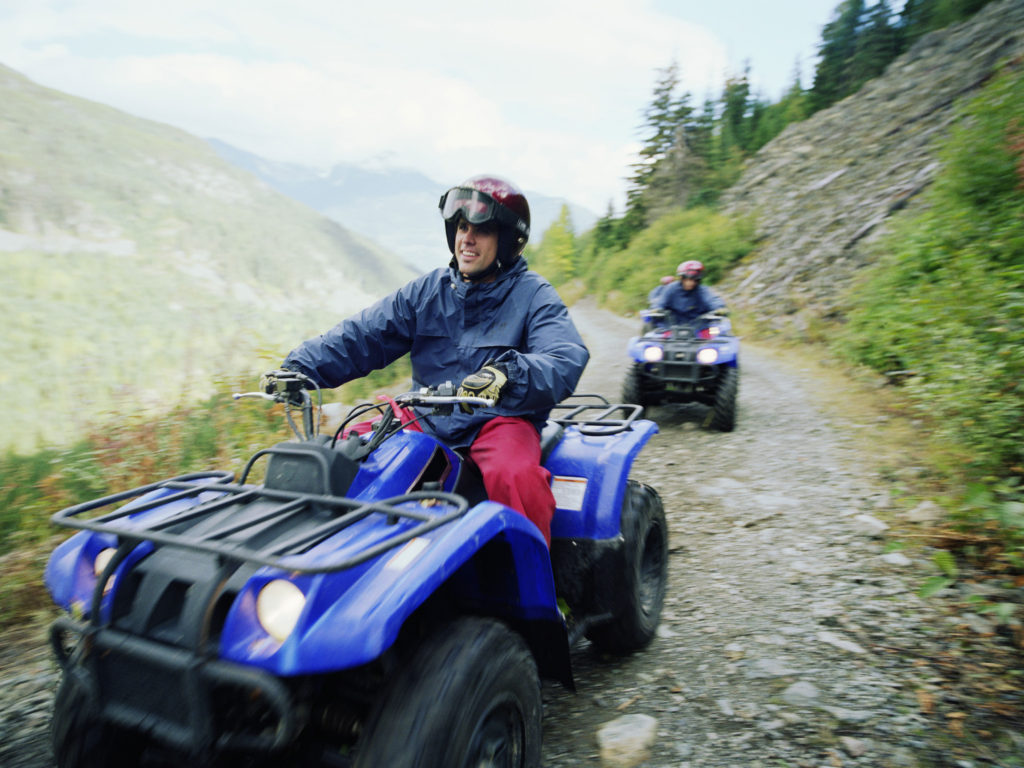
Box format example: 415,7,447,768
233,392,276,402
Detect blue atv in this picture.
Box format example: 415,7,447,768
624,310,740,431
44,371,667,768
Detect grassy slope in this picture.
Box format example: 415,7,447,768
0,64,417,452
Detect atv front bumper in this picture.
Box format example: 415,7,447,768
51,615,296,757
644,354,720,386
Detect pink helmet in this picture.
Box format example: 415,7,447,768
676,260,705,281
439,175,531,263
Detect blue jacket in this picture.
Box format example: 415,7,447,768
283,259,590,448
647,284,668,307
656,282,725,324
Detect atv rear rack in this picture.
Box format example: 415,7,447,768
51,469,470,576
551,394,643,436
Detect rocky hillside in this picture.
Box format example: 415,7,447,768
718,0,1024,332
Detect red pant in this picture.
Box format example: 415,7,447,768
346,407,554,545
467,417,555,547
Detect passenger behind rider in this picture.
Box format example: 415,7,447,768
647,275,675,307
275,174,590,547
656,260,727,325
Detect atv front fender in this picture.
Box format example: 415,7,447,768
219,501,561,676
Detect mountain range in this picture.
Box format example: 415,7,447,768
207,139,599,272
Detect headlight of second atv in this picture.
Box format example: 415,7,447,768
642,345,664,362
696,347,719,365
257,579,307,642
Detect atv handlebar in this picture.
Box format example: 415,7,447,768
236,369,323,441
394,386,495,410
235,374,497,444
399,394,495,408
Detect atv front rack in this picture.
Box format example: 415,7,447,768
51,470,470,576
550,394,643,436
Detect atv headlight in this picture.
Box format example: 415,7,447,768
93,547,117,577
257,579,306,642
696,347,719,365
643,345,664,362
93,547,118,594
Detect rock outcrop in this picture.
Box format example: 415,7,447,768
719,0,1024,332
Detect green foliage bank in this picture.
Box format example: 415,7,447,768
835,65,1024,562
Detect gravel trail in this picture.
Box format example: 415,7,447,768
541,299,1022,768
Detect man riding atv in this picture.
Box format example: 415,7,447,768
279,174,590,546
44,176,670,768
656,259,727,324
626,259,739,430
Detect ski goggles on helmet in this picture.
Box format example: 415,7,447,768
438,187,529,237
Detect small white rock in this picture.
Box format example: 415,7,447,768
817,630,867,654
880,551,913,566
597,714,659,768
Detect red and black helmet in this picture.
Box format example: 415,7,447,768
676,260,705,281
439,174,531,263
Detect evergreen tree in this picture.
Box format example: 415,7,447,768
625,60,694,233
850,0,899,88
898,0,937,49
685,97,717,165
628,62,681,196
592,202,620,253
811,0,867,111
719,66,754,154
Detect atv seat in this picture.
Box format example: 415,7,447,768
540,420,565,464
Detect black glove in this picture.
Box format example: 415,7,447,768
457,363,508,414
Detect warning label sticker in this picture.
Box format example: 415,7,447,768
551,475,587,511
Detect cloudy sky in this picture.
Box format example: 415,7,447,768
1,0,842,214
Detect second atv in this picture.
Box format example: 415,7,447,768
623,310,740,431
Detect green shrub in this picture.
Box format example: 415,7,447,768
591,207,755,314
835,65,1024,542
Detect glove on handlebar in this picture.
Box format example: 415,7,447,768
457,363,508,414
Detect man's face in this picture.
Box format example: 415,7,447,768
681,276,697,291
455,219,499,279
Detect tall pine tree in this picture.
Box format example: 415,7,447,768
811,0,867,111
850,0,900,88
625,61,693,235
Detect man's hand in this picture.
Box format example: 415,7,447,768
457,364,508,413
